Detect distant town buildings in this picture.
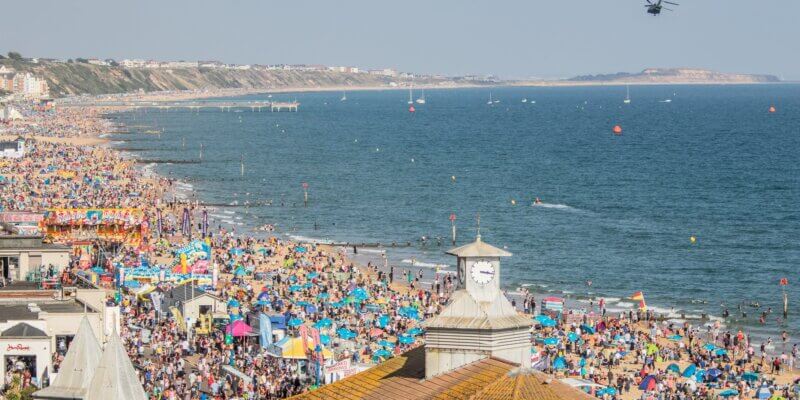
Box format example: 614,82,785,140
0,67,49,98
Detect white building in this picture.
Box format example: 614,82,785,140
0,137,25,158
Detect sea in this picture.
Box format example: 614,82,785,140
111,84,800,347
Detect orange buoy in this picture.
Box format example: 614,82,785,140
769,105,776,113
613,125,623,135
409,105,415,113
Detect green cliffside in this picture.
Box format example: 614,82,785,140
1,60,399,97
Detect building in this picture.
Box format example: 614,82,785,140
0,236,70,282
159,285,227,321
290,236,592,400
0,296,102,386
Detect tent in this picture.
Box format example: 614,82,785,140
639,375,657,391
276,336,333,359
225,320,253,337
681,364,697,378
666,363,680,374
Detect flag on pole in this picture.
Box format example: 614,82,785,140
630,291,647,310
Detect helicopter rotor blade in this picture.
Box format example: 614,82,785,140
663,1,679,5
663,7,674,11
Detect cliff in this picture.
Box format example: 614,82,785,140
568,68,780,84
0,59,416,97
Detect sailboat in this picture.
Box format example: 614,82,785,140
341,91,347,101
408,85,414,104
487,93,493,105
416,89,426,104
623,85,631,104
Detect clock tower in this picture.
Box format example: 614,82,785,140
423,234,532,379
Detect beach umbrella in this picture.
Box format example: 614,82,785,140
597,387,617,396
694,370,705,382
681,364,697,378
398,306,420,319
534,315,555,325
540,319,557,328
741,372,759,382
567,332,580,342
369,328,384,338
294,246,307,253
378,340,395,349
639,375,657,391
706,368,723,380
255,300,270,306
668,334,682,341
714,348,728,356
666,363,681,374
227,299,240,308
320,334,331,345
373,349,392,359
553,356,567,370
295,300,311,307
645,343,659,355
313,318,332,329
398,335,415,345
351,287,369,301
719,389,739,398
336,328,357,340
377,315,390,328
317,293,329,300
225,320,253,337
287,317,304,327
257,291,270,301
289,285,303,292
580,324,595,334
543,337,560,346
408,327,424,336
703,343,716,351
233,266,247,276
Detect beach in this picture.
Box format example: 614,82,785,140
1,87,798,400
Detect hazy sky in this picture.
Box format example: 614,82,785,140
3,0,799,80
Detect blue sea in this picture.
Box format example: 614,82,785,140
113,84,800,344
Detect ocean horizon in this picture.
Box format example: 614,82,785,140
113,84,800,346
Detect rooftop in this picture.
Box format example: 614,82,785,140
0,300,96,323
289,346,593,400
446,236,512,258
1,322,48,338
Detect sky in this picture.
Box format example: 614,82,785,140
2,0,799,80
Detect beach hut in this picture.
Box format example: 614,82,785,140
639,375,657,391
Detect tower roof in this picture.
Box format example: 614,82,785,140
33,317,101,399
84,332,147,400
446,236,512,258
423,290,531,330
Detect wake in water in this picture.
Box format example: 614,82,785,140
532,202,579,212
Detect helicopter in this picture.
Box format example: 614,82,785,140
645,0,678,15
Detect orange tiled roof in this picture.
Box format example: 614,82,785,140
289,346,513,400
289,347,595,400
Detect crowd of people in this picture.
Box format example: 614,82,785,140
0,98,798,400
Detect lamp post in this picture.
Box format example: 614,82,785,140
449,213,457,245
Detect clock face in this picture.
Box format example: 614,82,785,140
470,261,495,285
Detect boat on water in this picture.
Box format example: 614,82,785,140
340,91,347,101
660,99,672,103
416,89,426,104
522,98,528,103
487,93,493,105
624,85,631,104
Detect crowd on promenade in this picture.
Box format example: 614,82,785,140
1,99,798,400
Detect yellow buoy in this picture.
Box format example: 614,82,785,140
690,235,697,244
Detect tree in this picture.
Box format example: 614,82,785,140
75,58,88,64
7,51,22,60
0,54,6,59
